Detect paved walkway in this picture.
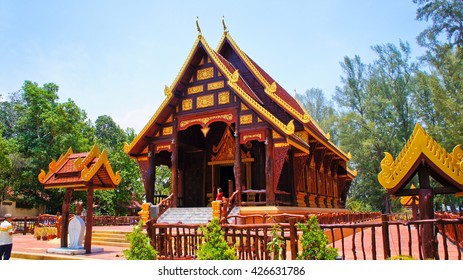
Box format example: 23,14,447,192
10,226,134,260
331,223,462,260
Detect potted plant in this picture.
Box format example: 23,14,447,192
34,227,43,240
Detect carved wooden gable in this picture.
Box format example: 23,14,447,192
211,125,250,162
180,54,233,114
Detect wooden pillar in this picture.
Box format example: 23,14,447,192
381,214,391,259
265,128,275,205
418,163,436,259
84,183,94,254
60,188,73,248
145,144,156,204
171,118,179,207
234,119,241,205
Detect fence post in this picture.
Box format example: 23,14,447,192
23,217,27,235
381,214,391,259
289,218,298,260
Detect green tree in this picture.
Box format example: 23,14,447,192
334,42,418,212
94,115,144,215
7,81,93,211
414,0,463,50
296,88,339,142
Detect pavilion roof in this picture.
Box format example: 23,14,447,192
38,145,121,191
378,123,463,196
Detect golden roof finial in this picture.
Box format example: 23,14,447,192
222,16,228,34
196,16,202,34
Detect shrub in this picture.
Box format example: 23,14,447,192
123,220,158,260
196,218,237,260
297,216,338,260
387,255,416,260
266,223,285,260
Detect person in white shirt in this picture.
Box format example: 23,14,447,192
0,213,15,260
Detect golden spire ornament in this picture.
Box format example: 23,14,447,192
196,16,202,34
222,16,228,33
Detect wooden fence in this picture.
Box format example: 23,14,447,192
146,213,463,260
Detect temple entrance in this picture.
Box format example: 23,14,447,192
182,151,205,207
219,165,234,198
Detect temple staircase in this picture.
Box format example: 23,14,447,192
156,207,241,224
91,230,130,247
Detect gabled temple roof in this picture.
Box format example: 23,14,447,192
124,26,354,176
378,123,463,195
38,145,121,190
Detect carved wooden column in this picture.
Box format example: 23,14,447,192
60,188,73,248
84,183,94,254
265,128,275,205
234,117,241,205
171,118,179,207
145,144,156,204
418,162,436,259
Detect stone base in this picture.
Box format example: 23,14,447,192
47,247,104,255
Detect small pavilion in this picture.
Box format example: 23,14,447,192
38,145,121,253
378,123,463,259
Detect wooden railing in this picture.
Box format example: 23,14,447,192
146,213,463,260
156,193,174,219
0,217,38,235
35,214,139,227
221,190,239,223
240,189,266,206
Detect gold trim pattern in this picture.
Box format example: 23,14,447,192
217,34,311,123
179,113,235,130
81,150,121,185
378,123,463,190
162,126,173,136
39,147,74,184
218,91,230,104
242,132,264,143
197,67,214,81
74,144,99,171
240,114,253,125
188,84,204,95
207,81,224,91
197,94,214,108
182,99,193,111
156,144,172,153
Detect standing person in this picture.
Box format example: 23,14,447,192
0,213,15,260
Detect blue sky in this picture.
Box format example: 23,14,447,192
0,1,429,133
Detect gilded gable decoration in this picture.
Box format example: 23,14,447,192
240,131,265,144
188,85,204,95
240,114,253,125
207,81,224,91
182,99,193,111
211,126,251,162
197,67,214,80
218,91,230,104
178,111,236,131
197,94,214,108
162,126,173,136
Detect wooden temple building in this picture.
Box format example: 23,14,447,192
124,22,356,213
